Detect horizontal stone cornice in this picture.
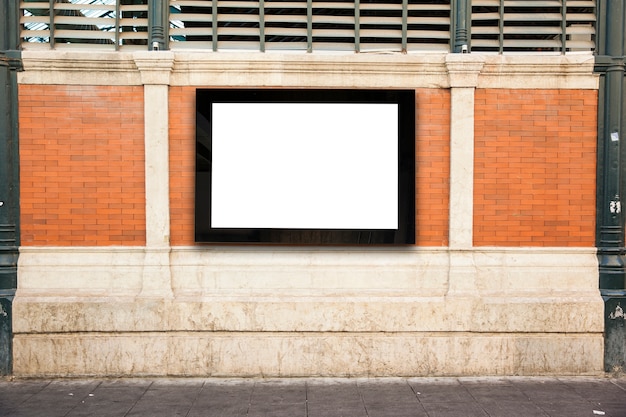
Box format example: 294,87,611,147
478,54,599,89
18,50,599,89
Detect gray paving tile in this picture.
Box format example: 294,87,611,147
419,401,488,417
2,380,102,417
97,378,153,389
358,380,427,417
188,382,253,417
598,401,626,417
408,379,475,403
460,379,531,403
125,380,204,417
510,377,585,401
306,381,367,417
558,377,626,407
0,380,50,412
477,400,549,417
65,384,149,417
610,378,626,391
535,400,603,417
247,380,307,417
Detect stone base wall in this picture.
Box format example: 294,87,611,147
13,247,604,377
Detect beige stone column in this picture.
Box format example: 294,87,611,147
445,55,484,299
446,54,484,249
134,51,175,298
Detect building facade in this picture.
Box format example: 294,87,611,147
1,0,625,376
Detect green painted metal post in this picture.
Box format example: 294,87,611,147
595,0,626,373
148,0,169,50
0,0,21,376
452,0,471,53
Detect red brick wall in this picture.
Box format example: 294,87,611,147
168,87,451,246
415,89,450,246
19,85,146,246
473,89,597,247
169,86,196,246
20,85,593,248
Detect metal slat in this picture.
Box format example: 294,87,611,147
471,0,500,5
503,13,563,21
503,26,561,34
567,24,595,34
171,0,213,6
503,0,562,6
54,29,116,40
55,16,116,25
21,29,51,38
408,3,451,11
406,29,450,39
170,27,213,35
503,38,561,47
53,4,116,12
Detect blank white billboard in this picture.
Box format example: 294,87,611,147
210,102,398,229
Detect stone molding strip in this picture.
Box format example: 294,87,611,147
18,51,598,90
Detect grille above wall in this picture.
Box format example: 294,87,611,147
19,0,595,53
471,0,596,53
20,0,148,50
169,0,451,52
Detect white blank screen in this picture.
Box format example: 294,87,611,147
211,102,398,229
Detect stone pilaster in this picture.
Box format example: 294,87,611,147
134,52,175,298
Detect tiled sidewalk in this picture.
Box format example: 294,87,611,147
0,376,625,417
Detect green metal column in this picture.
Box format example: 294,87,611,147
0,0,21,376
148,0,169,50
452,0,471,53
595,0,626,373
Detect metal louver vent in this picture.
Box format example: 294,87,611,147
19,0,596,53
471,0,595,53
20,0,149,50
169,0,452,52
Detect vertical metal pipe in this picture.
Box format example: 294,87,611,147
597,0,626,291
498,0,504,53
212,0,218,51
307,0,312,53
0,0,21,376
259,0,265,52
561,0,567,53
401,0,408,53
148,0,168,50
49,0,55,49
115,0,120,51
354,0,360,52
595,0,626,372
453,0,470,53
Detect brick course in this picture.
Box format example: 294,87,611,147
19,85,146,246
474,89,597,247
